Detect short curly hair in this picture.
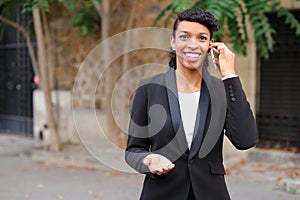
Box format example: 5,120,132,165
173,8,220,37
169,8,220,69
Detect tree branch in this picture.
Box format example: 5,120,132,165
0,15,40,77
91,0,104,18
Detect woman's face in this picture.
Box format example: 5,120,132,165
170,20,211,71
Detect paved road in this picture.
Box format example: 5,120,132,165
0,155,144,200
1,154,299,200
0,134,299,200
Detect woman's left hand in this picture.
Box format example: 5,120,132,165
143,154,175,176
210,42,236,78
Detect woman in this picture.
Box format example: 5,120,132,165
125,8,257,200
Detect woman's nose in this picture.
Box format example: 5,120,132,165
187,38,199,49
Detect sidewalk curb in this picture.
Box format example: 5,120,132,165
30,144,112,171
248,148,300,168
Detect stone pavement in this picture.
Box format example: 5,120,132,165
1,134,300,200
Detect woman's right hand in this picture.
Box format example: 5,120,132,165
143,154,175,175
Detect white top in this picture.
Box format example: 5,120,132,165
178,91,200,149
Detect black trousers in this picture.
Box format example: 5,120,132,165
188,185,196,200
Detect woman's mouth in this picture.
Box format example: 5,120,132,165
184,52,201,62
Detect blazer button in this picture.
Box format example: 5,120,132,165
189,159,194,164
231,97,236,102
228,85,233,89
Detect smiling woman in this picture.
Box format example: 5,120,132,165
125,8,257,200
171,21,211,73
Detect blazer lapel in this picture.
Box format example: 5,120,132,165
189,67,227,159
189,81,209,159
164,69,189,155
198,67,227,159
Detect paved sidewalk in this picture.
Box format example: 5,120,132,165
1,134,300,200
0,134,35,156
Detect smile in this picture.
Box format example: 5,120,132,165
184,52,201,61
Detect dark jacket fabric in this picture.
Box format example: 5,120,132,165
125,68,257,200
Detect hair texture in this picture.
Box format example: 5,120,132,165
169,8,220,69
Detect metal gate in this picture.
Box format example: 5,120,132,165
257,10,300,148
0,12,34,135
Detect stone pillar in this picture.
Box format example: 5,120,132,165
33,89,78,148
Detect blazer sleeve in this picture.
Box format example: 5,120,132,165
223,77,258,150
125,80,151,173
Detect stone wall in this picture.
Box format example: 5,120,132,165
44,1,172,108
48,3,100,90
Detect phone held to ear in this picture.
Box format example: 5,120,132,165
210,48,217,70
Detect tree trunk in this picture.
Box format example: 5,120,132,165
119,1,138,147
92,0,121,146
33,7,61,151
102,0,121,147
41,7,55,90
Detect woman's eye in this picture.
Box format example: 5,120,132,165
199,36,208,41
179,34,188,40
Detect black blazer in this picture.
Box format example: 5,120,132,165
125,67,257,200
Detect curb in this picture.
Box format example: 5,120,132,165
30,144,112,171
248,148,300,168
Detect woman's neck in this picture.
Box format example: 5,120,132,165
176,67,202,93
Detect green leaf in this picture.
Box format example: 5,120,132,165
173,0,192,12
58,0,79,13
192,0,206,9
252,21,264,30
70,13,84,26
285,14,293,24
296,27,300,36
291,20,299,29
270,1,281,10
79,25,88,35
277,7,288,17
288,187,297,195
248,4,270,15
254,29,266,39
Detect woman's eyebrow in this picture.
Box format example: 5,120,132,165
177,30,209,36
177,30,189,34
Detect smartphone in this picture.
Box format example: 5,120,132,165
210,48,217,70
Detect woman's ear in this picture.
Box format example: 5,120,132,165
210,38,214,46
170,35,175,51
